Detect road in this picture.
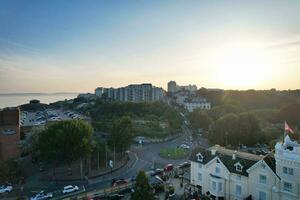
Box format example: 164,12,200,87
10,124,209,199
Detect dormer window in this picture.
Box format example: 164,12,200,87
196,153,204,162
234,162,243,172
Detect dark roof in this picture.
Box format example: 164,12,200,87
263,154,276,174
189,146,259,177
189,146,215,165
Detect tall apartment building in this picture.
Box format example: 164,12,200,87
0,107,21,161
168,81,177,93
167,80,197,93
189,134,300,200
95,83,164,102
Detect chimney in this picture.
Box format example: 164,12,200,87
211,149,216,156
232,150,237,160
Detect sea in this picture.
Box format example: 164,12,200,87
0,93,79,109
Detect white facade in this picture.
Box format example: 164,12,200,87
167,80,198,93
94,84,164,102
184,99,211,112
190,139,300,200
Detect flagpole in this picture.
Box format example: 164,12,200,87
283,121,286,143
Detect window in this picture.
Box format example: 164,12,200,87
215,167,221,174
283,167,294,175
212,181,216,190
235,185,242,196
288,168,294,175
259,191,267,200
283,182,292,193
234,162,243,172
218,183,223,192
198,173,202,181
283,167,288,174
236,175,241,181
259,175,267,184
197,153,203,162
198,163,202,168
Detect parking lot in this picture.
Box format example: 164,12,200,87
21,109,85,127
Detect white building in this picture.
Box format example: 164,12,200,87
95,87,104,97
190,135,300,200
167,80,198,93
94,84,164,102
184,98,211,112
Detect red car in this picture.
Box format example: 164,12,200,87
164,164,174,172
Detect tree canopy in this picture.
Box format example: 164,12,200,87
38,120,94,165
131,171,154,200
108,116,133,153
188,109,212,131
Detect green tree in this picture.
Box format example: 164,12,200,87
188,109,212,131
276,102,300,128
108,116,133,153
0,159,22,184
211,113,239,146
131,171,154,200
38,120,94,178
237,112,260,146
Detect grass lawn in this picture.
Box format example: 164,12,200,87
159,147,188,159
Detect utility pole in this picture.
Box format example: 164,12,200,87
114,143,116,169
97,144,100,170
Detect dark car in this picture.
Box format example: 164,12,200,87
179,162,190,169
112,179,128,187
150,168,164,176
118,188,135,195
109,194,124,200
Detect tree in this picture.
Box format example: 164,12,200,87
211,113,239,146
237,112,260,146
276,102,300,128
108,116,133,153
0,159,22,184
38,120,94,177
188,109,212,131
131,171,154,200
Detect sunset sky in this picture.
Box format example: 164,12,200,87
1,0,300,93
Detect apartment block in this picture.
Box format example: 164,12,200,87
0,107,21,161
94,83,164,102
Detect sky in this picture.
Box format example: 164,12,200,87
0,0,300,93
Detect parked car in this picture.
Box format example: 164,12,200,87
112,179,128,187
164,164,174,172
179,144,190,149
0,185,13,193
179,161,191,169
150,168,164,176
108,194,125,200
30,191,53,200
62,185,79,194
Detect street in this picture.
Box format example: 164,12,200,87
6,124,209,199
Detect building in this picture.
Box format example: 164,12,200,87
184,98,211,112
189,135,300,200
168,81,177,93
94,83,164,102
0,107,21,161
95,87,104,97
77,93,96,100
167,80,197,93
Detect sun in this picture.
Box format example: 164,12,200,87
213,43,273,89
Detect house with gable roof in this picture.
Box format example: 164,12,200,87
189,134,300,200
